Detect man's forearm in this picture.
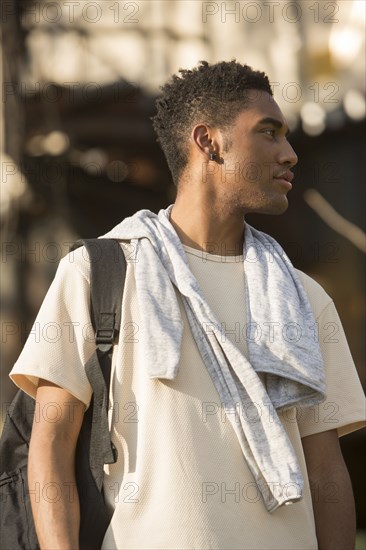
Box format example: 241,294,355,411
310,463,356,550
28,437,80,550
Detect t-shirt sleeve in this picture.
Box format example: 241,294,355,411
10,248,95,407
298,299,366,438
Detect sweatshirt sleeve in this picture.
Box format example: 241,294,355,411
10,247,95,407
297,299,366,438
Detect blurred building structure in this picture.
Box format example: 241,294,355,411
7,1,366,124
1,0,365,530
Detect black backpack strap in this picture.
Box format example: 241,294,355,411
70,238,126,489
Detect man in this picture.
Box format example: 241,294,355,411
10,61,365,549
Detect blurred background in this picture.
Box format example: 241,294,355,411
1,0,365,538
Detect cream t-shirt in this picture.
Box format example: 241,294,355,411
10,242,366,550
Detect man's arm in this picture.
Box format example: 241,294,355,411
28,379,85,550
302,429,356,550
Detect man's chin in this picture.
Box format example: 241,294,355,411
272,200,289,215
253,198,289,216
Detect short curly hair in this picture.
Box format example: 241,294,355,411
152,60,272,185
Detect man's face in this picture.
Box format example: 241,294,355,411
216,90,298,216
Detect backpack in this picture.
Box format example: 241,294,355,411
0,238,127,550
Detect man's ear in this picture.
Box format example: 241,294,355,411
191,124,222,158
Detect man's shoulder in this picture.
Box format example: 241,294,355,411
295,268,333,319
60,240,133,283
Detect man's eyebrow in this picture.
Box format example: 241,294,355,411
257,117,290,137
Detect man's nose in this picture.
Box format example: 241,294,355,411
278,141,298,168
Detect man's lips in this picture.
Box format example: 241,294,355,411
273,170,294,190
274,170,294,182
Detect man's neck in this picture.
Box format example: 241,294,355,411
169,195,245,256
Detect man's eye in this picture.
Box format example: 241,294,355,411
263,129,276,137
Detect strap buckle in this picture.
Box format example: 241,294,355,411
96,328,115,344
95,313,116,345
